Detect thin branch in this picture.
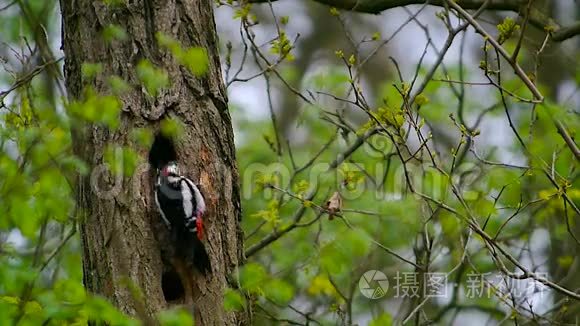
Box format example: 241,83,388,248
0,57,63,100
250,0,578,43
551,21,580,42
249,0,525,15
448,0,580,162
446,0,542,101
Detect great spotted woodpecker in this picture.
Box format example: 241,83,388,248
150,133,211,275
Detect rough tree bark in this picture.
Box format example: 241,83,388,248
59,0,245,324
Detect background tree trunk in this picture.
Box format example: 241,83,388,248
59,0,246,324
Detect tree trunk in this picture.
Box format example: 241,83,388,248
59,1,245,324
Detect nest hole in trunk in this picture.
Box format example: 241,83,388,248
162,268,185,303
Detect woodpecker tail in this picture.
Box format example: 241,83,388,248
148,132,178,170
191,236,212,276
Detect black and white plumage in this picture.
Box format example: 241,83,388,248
154,161,211,275
150,133,211,275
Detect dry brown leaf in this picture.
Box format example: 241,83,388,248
325,191,342,220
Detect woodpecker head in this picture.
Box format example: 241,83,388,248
160,161,181,185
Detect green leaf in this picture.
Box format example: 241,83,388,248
496,17,520,44
158,308,194,326
160,118,184,138
104,146,140,176
557,256,573,268
320,242,347,274
108,75,130,94
66,92,121,129
233,4,252,19
223,289,245,312
440,212,459,239
370,313,393,326
307,274,339,298
103,0,125,6
341,228,372,257
239,263,267,293
157,33,209,76
264,279,294,305
131,128,153,148
103,24,128,42
100,95,122,129
180,47,209,76
463,190,480,201
414,93,429,106
54,279,87,304
136,60,169,96
81,63,102,80
348,54,356,66
473,198,496,217
10,196,39,238
270,31,294,61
